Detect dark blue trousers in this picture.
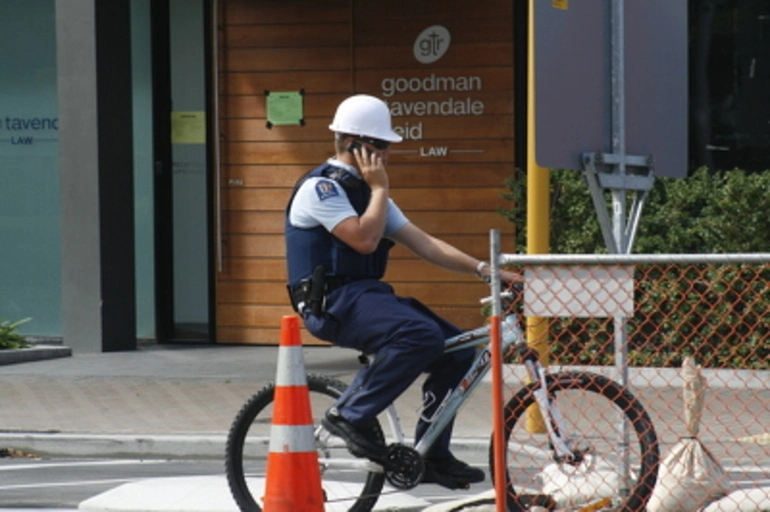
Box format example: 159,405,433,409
303,279,475,459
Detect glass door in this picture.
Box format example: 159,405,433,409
153,0,213,342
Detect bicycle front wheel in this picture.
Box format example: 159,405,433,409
225,374,386,512
491,371,659,512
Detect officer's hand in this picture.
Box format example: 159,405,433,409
353,147,389,191
478,266,522,284
501,269,523,284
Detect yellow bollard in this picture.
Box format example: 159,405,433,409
526,0,551,434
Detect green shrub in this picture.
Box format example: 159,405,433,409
501,167,770,254
0,318,32,350
637,168,770,253
499,168,770,369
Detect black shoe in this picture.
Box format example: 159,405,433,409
421,455,485,490
321,409,388,462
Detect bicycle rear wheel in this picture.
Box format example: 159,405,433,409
225,374,386,512
491,371,659,512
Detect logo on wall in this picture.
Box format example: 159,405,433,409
384,23,486,156
0,115,58,148
413,25,451,64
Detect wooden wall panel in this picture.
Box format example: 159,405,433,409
224,91,513,120
223,72,352,95
225,24,350,48
221,163,515,188
224,47,352,72
224,114,514,142
223,233,512,259
354,18,513,46
224,188,510,213
223,0,349,25
350,0,513,20
216,0,517,345
224,140,515,165
222,211,511,236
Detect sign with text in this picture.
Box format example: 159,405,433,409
0,115,58,150
373,23,513,161
171,111,206,145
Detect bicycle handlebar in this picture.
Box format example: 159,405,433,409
479,291,514,305
479,282,523,309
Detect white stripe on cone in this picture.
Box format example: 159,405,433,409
268,424,317,453
275,346,309,386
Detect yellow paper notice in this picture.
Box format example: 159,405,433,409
171,111,206,144
553,0,568,9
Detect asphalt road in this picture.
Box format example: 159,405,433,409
0,452,491,511
0,457,216,509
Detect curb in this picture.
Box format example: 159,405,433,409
0,432,489,461
489,364,769,390
0,433,228,460
0,344,71,366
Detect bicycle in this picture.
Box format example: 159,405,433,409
225,290,660,512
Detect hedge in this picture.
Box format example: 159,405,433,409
500,168,770,369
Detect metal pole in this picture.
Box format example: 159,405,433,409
610,0,628,257
489,229,507,512
610,0,631,495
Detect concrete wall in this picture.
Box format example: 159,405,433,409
56,0,136,352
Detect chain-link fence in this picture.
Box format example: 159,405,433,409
490,248,769,512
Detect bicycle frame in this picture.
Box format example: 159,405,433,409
410,312,524,457
316,306,578,473
315,312,522,473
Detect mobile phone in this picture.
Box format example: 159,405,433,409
347,141,372,158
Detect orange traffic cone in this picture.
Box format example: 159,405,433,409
262,315,324,512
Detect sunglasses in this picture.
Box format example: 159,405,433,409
355,136,390,151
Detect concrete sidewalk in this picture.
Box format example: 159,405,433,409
0,343,494,511
0,343,493,458
2,342,764,459
1,343,766,512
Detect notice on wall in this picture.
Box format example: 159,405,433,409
171,111,206,144
266,91,304,127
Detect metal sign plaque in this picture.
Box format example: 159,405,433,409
534,1,688,178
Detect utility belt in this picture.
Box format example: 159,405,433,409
287,266,355,316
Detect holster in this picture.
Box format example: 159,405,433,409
287,265,327,316
308,265,327,316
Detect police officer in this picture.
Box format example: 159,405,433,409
285,94,516,489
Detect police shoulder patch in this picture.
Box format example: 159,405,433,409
315,179,340,201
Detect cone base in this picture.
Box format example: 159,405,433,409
263,451,324,511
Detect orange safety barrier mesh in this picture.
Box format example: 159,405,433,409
499,262,768,512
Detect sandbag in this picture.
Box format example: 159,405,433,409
539,459,619,508
647,358,731,512
701,486,770,512
647,438,730,512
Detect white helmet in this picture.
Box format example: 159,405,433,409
328,94,403,143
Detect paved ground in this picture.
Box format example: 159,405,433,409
0,343,767,511
0,343,493,454
0,343,494,511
